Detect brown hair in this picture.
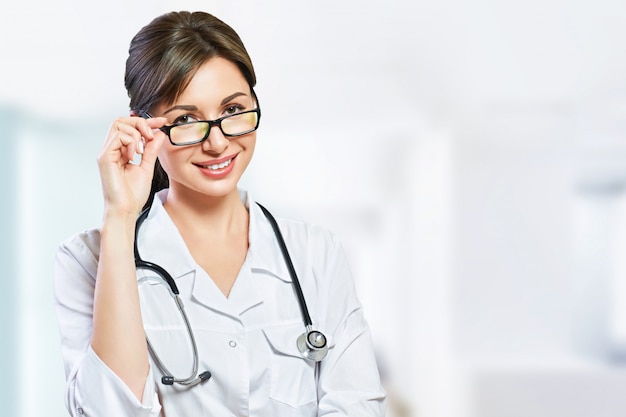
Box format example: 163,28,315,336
124,11,257,211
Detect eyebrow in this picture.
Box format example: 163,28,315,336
163,105,198,115
162,92,249,115
220,92,247,105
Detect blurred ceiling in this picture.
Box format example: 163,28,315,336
1,0,625,144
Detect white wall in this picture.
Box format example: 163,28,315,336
2,1,626,416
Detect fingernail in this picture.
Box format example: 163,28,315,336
138,139,145,154
131,152,142,165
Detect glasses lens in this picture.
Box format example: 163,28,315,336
221,110,259,136
168,110,259,145
169,122,210,145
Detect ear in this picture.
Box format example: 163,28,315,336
129,109,139,117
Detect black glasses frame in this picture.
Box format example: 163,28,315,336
138,90,261,147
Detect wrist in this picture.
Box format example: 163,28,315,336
103,203,141,220
101,209,138,236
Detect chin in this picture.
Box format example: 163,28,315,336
168,169,245,201
196,180,241,199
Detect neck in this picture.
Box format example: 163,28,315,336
163,187,248,237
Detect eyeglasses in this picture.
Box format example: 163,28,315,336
139,101,261,146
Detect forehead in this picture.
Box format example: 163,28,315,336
177,57,250,101
153,57,252,116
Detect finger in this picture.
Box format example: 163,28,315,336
111,118,157,158
115,119,150,154
103,119,140,150
146,117,168,129
100,116,166,165
131,116,168,143
113,130,139,163
138,130,166,169
136,117,167,163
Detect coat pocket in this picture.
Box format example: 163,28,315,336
262,324,318,407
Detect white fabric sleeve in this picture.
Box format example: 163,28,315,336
312,230,387,416
54,232,162,417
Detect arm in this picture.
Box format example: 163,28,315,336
315,233,387,416
91,210,150,399
91,116,167,400
54,116,167,416
54,235,161,417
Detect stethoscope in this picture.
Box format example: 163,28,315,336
134,202,328,387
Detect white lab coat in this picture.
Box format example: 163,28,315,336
54,189,386,416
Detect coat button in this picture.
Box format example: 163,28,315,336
229,340,237,348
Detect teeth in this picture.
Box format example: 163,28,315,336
202,158,232,170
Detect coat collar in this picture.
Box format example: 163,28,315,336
136,189,293,290
136,189,197,280
245,190,293,283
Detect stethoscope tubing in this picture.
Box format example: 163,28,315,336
134,209,180,295
256,203,313,327
146,313,199,385
133,202,327,387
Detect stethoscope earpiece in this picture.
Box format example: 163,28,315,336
297,328,328,362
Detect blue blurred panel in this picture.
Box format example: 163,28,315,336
9,107,107,417
0,106,19,417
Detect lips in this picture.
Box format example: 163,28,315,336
193,154,237,178
196,158,232,170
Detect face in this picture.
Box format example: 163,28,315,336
152,57,257,202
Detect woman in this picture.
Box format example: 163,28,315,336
54,11,386,416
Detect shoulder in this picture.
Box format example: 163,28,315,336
55,228,102,280
249,196,340,253
274,216,344,264
247,195,343,262
277,217,337,244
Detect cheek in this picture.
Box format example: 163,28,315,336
236,137,256,171
156,147,172,174
242,136,256,159
157,145,188,175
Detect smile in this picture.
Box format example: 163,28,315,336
199,158,232,170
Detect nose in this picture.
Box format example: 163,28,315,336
201,125,229,154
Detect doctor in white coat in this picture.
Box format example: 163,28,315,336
54,10,386,417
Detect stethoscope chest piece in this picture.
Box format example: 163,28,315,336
297,328,328,362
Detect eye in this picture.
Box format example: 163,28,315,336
172,114,198,125
224,104,245,116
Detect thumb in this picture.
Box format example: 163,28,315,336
138,130,166,171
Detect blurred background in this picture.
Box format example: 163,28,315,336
2,0,626,416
